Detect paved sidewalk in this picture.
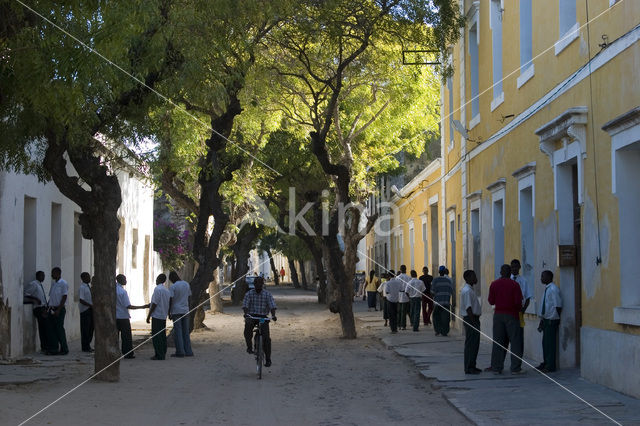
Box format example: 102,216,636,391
354,305,640,425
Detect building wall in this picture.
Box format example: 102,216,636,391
367,0,640,397
0,165,158,358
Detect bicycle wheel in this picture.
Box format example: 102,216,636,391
255,333,263,379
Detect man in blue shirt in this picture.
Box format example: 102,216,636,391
243,276,277,367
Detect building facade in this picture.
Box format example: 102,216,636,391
366,0,640,397
0,161,159,359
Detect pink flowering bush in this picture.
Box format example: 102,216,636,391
154,219,192,271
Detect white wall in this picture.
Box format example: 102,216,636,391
0,165,158,357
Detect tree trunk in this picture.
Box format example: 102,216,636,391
232,250,250,304
267,249,279,286
299,234,325,303
208,268,223,313
299,260,308,290
91,217,122,381
323,233,357,339
289,258,300,288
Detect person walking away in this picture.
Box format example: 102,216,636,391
378,273,389,326
419,267,433,326
279,267,286,283
431,266,454,336
168,271,194,358
365,271,379,311
78,272,94,352
243,276,277,367
48,267,69,355
537,270,562,372
461,270,482,374
397,265,411,330
488,264,524,374
23,271,54,354
384,272,402,333
146,274,171,360
510,259,532,363
406,270,426,332
115,274,149,359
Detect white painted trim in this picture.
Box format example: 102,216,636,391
517,173,536,220
429,194,439,206
603,107,640,194
467,25,640,163
407,218,415,229
469,113,481,130
470,198,481,233
490,91,505,112
613,306,640,326
517,63,535,88
552,141,583,208
491,188,506,228
467,2,480,45
555,22,579,55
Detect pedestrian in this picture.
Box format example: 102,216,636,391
146,273,171,360
48,267,69,355
511,259,532,362
488,264,524,374
169,271,194,358
536,270,562,373
364,270,379,311
384,271,402,333
23,271,54,354
78,272,94,352
115,274,149,359
378,273,388,326
279,267,285,283
397,265,411,330
461,270,482,374
406,270,426,332
243,276,277,367
431,266,454,336
419,267,434,326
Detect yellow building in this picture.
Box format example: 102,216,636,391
367,0,640,397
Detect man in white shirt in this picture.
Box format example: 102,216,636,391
78,272,94,352
511,259,532,362
169,271,194,357
146,274,171,360
48,267,69,355
116,274,149,359
406,270,426,332
397,265,411,330
23,271,52,354
385,271,403,333
460,270,482,374
537,270,562,373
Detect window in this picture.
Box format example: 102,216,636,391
514,164,536,312
421,216,428,270
490,0,504,110
603,108,640,325
408,222,415,270
448,76,454,148
23,197,37,285
556,0,578,55
51,202,62,269
131,228,138,269
518,0,534,88
488,180,506,279
74,212,83,301
469,21,480,124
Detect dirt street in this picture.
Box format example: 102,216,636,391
1,287,469,425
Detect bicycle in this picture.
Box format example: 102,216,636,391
246,315,271,379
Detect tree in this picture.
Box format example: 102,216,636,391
0,0,178,380
259,0,463,337
148,0,293,325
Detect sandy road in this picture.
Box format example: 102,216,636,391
1,287,469,425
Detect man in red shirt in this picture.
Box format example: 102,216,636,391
488,264,524,374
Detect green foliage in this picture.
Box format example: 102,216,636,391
154,218,192,272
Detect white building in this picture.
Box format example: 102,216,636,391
0,162,160,359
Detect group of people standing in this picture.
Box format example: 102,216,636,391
363,257,563,376
458,259,563,375
24,268,194,361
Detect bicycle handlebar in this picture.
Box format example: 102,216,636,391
245,315,272,322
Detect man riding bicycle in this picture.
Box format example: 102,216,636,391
242,276,277,367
